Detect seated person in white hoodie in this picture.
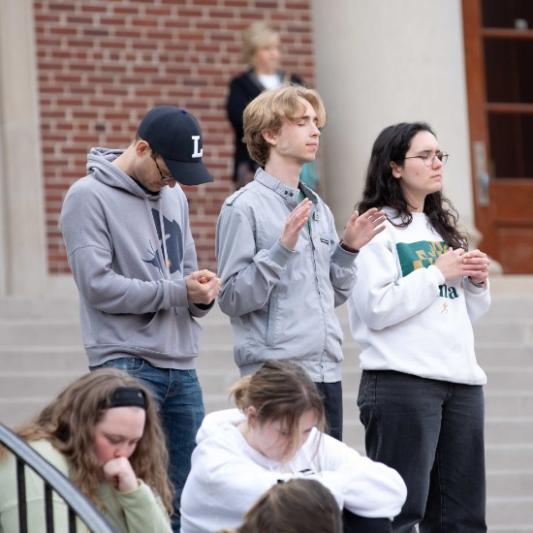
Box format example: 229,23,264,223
218,478,342,533
180,361,407,533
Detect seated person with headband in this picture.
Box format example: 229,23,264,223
0,369,173,533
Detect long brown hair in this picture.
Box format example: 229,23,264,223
230,360,325,459
219,478,342,533
1,369,173,514
359,122,467,250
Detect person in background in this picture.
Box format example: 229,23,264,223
218,478,343,533
348,122,491,532
226,21,303,189
180,361,406,533
0,369,172,533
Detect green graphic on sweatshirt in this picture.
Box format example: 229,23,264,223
396,240,448,277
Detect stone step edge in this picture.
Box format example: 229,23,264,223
0,315,532,325
0,368,533,380
0,340,531,353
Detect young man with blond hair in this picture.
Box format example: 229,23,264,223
216,86,385,440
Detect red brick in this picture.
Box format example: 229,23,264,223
144,6,173,16
37,38,62,47
35,14,61,23
207,9,235,18
48,3,76,11
80,5,108,13
286,1,308,8
66,15,94,24
64,38,94,48
131,17,159,27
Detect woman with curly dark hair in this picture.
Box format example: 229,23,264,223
348,122,491,532
0,368,173,532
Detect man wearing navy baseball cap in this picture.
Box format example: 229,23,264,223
60,106,220,531
137,106,213,187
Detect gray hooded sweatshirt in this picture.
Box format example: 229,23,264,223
60,148,210,369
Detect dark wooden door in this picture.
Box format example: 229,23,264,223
463,0,533,273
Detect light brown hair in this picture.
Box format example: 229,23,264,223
243,85,326,168
219,478,342,533
230,360,325,460
242,21,280,65
1,369,173,515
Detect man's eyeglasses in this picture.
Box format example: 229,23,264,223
151,153,173,181
403,151,449,167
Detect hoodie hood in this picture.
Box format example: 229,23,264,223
196,409,245,444
87,147,157,199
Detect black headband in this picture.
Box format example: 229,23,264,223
109,387,146,409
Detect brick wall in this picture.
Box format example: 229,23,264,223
34,0,316,273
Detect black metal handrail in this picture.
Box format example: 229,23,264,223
0,424,114,533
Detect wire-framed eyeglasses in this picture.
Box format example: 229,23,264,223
151,153,173,180
403,151,449,167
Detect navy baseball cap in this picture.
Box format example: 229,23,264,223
137,106,213,186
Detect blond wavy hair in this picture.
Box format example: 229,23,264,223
243,84,326,168
242,21,280,64
0,368,173,515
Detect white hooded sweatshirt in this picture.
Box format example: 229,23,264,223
180,409,407,533
347,211,490,384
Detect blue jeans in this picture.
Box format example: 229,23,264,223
358,370,486,533
91,357,205,533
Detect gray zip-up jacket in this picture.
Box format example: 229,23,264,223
60,148,211,369
216,169,357,382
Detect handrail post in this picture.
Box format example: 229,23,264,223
1,425,113,533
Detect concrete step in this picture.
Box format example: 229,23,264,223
2,279,533,529
0,371,86,397
485,417,533,445
0,297,80,319
486,444,533,471
487,497,533,530
0,397,53,427
477,346,533,367
197,364,533,397
1,303,532,348
0,320,83,346
488,470,533,498
1,343,532,378
1,287,531,321
0,347,88,372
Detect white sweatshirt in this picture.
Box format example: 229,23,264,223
180,409,407,533
347,211,490,385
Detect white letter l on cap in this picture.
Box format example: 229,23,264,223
192,136,203,158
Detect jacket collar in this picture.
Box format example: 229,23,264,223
255,168,317,209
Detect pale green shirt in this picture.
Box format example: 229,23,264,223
0,440,172,533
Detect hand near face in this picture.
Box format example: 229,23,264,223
102,456,139,493
341,208,386,251
280,198,312,251
186,269,221,305
462,249,490,285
